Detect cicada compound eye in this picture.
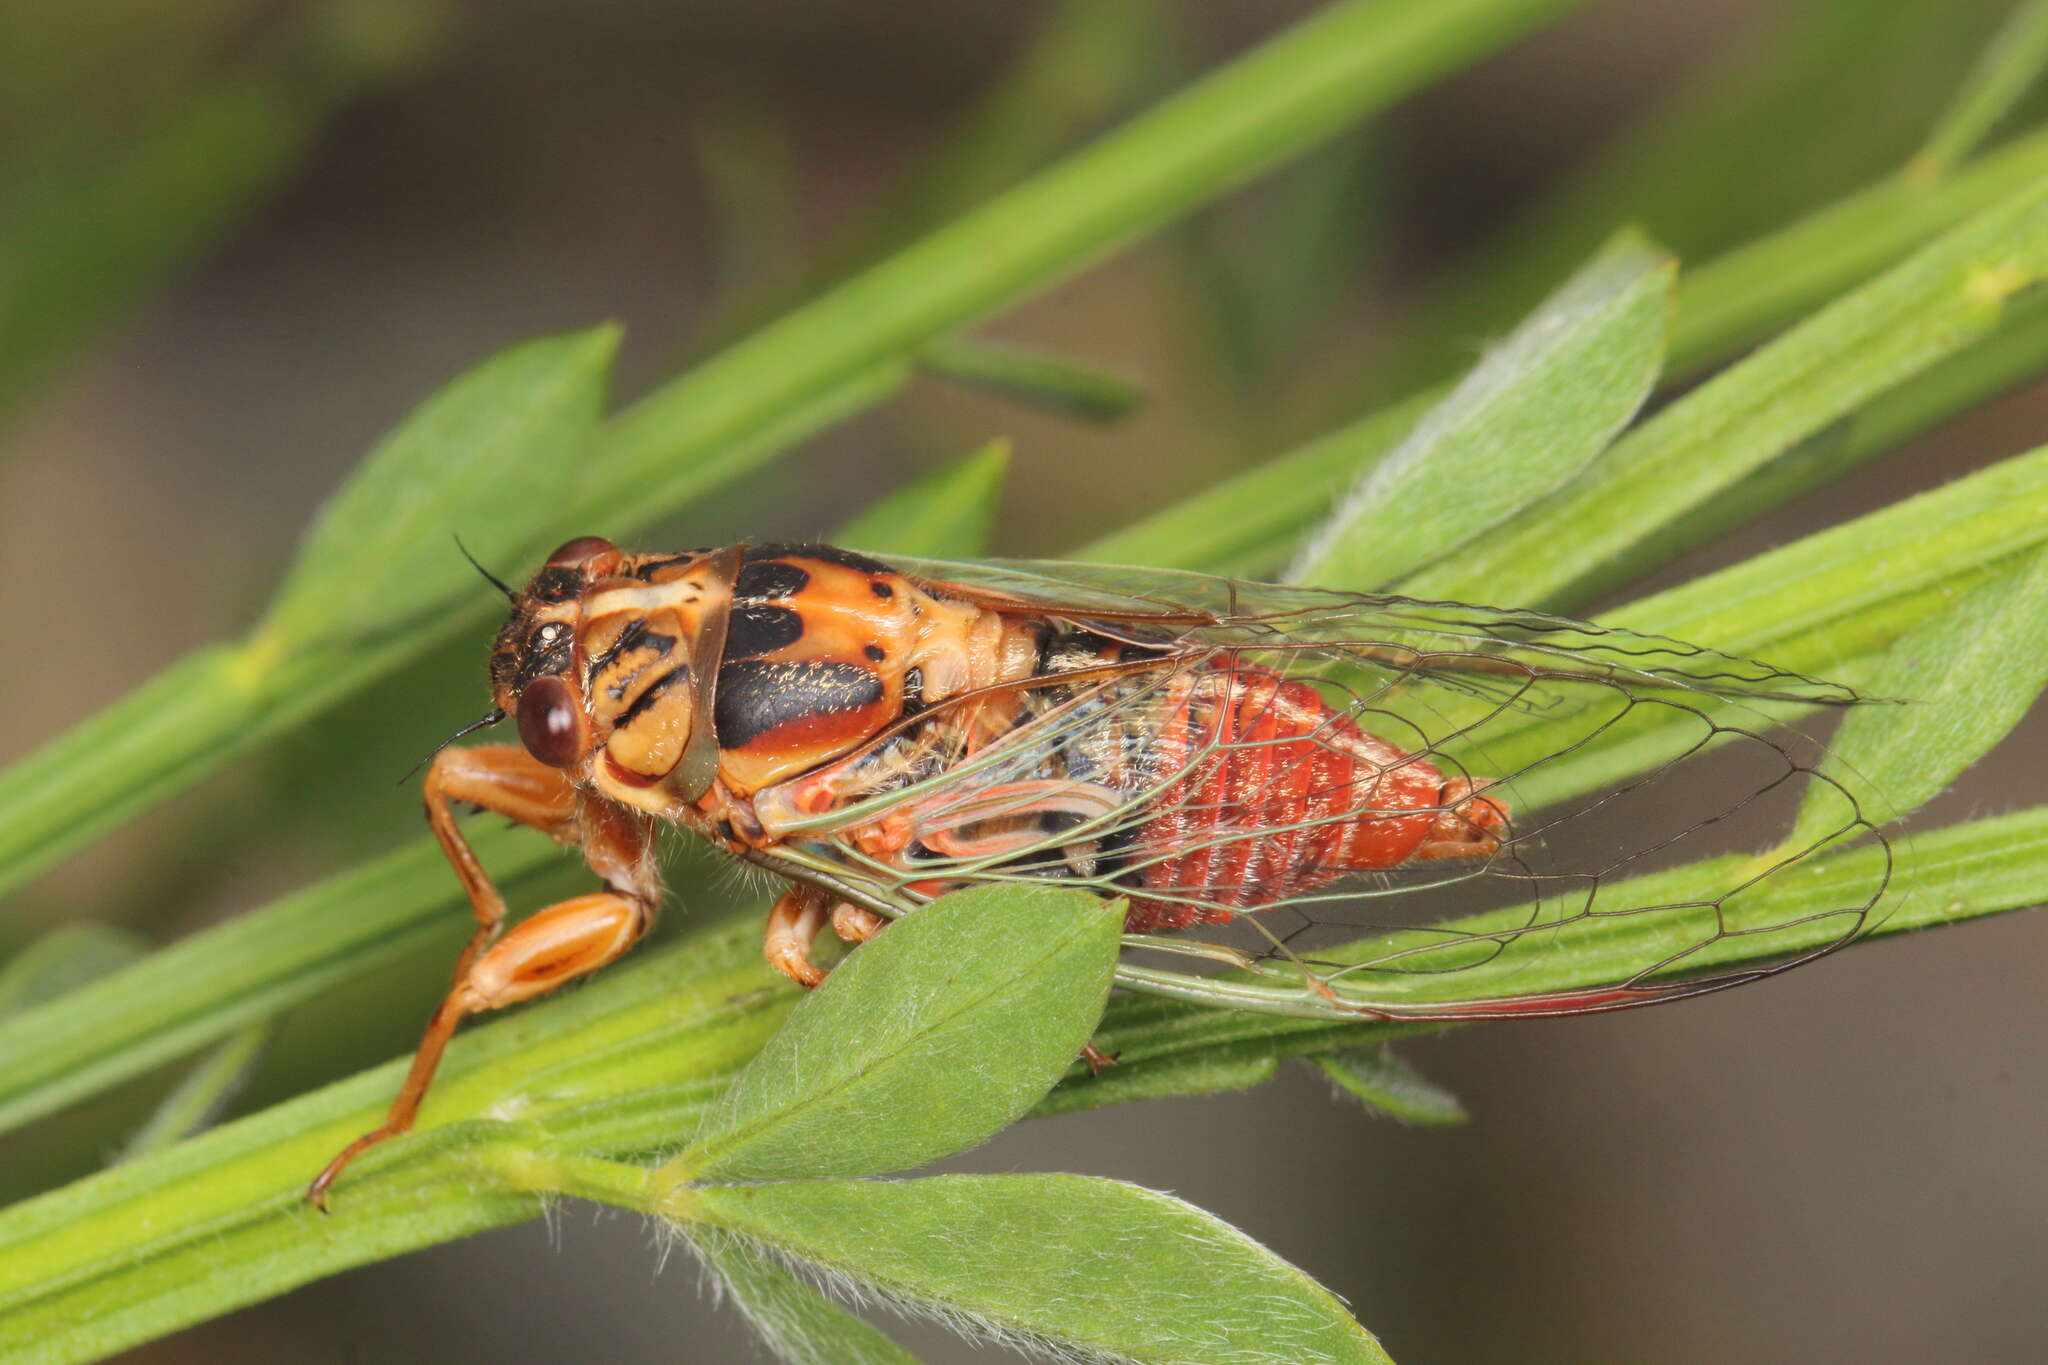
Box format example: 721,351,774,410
517,674,589,768
545,535,622,577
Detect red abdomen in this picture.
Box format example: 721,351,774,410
1124,665,1504,931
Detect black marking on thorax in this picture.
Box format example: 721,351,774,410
716,659,883,749
726,604,804,660
735,559,810,601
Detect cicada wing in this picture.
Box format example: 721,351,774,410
796,555,1894,1021
889,553,1860,704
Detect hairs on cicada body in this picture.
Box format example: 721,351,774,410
305,537,1891,1207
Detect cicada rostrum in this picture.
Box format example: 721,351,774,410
307,537,1890,1205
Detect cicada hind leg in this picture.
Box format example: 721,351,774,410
306,746,662,1210
761,887,887,988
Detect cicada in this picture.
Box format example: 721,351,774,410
307,537,1890,1205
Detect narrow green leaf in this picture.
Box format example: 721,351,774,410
697,1174,1392,1365
1291,230,1672,589
0,823,568,1138
1401,172,2048,608
0,924,148,1019
692,1230,923,1365
1051,794,2048,1116
1611,444,2048,664
1078,387,1435,577
687,0,1166,352
669,887,1120,1184
1909,0,2048,180
0,0,1589,910
258,325,618,646
589,0,1595,521
1030,1047,1278,1117
0,9,438,426
0,930,787,1365
1083,124,2048,579
9,446,2043,1153
1385,2,2010,389
692,97,804,310
1594,283,2048,595
1793,539,2048,846
1665,123,2048,368
833,441,1010,558
1173,133,1386,391
6,805,2046,1359
114,1020,274,1164
1313,1047,1467,1126
916,337,1142,421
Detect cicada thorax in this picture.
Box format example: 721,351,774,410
573,544,1045,815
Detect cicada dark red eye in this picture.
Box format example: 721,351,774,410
517,674,588,768
546,536,622,577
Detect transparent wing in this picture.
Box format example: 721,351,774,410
888,553,1858,704
767,556,1893,1022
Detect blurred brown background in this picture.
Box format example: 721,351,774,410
4,1,2046,1361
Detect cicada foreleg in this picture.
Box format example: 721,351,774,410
306,747,662,1210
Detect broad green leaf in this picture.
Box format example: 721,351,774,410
257,325,618,647
917,339,1141,421
1313,1048,1467,1126
1792,538,2048,846
834,440,1010,557
691,1230,922,1365
0,924,148,1018
1401,172,2048,608
1292,230,1671,590
670,887,1120,1184
696,1174,1392,1365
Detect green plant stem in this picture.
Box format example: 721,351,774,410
1908,0,2048,180
584,0,1592,523
1084,122,2048,576
0,0,1589,912
5,433,2041,1148
2,807,2042,1364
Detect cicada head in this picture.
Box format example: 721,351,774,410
488,535,625,771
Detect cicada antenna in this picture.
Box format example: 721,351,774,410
454,534,519,604
397,708,507,786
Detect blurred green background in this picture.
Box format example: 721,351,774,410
4,1,2046,1361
